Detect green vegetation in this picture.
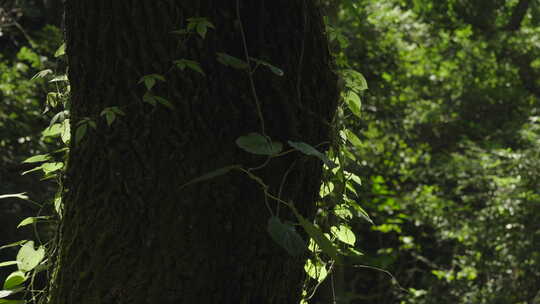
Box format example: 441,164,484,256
1,0,539,303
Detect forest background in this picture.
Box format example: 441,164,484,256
1,0,539,303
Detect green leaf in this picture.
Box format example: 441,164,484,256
249,57,284,76
154,96,175,110
17,216,51,228
186,17,215,39
236,133,283,155
180,165,240,189
31,69,52,80
344,91,361,118
42,123,62,137
16,242,45,272
142,92,157,106
267,217,306,256
3,271,26,290
216,53,249,70
22,155,50,164
343,196,373,224
0,287,24,299
0,262,19,268
331,225,356,246
21,166,42,176
0,194,28,201
75,124,87,143
341,69,368,92
61,119,71,143
291,208,340,262
0,242,27,251
54,43,66,57
46,92,61,107
0,299,25,304
174,59,205,75
41,162,63,174
288,141,337,169
304,258,328,282
49,74,68,82
319,182,334,198
341,129,363,149
334,204,353,220
138,74,165,91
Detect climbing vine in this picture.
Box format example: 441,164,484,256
0,9,371,304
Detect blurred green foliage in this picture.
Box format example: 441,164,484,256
323,0,540,303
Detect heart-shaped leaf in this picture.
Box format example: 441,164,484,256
236,133,283,156
267,216,306,256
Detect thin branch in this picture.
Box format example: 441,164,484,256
505,0,530,31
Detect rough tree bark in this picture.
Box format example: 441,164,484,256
50,1,338,303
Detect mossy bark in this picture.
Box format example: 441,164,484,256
50,1,338,303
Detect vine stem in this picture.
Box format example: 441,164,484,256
236,0,266,136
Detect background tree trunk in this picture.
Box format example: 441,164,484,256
50,1,338,303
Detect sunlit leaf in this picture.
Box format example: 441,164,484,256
331,225,356,246
31,69,52,80
0,241,28,251
0,287,24,299
61,119,71,143
304,258,327,282
41,162,63,174
16,242,45,272
17,216,51,228
292,208,340,262
0,194,28,201
22,155,50,164
0,262,19,268
50,74,68,82
2,271,26,289
54,43,66,57
42,123,62,137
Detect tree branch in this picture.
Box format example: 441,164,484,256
505,0,530,31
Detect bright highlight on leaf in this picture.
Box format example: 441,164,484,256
16,241,45,272
22,155,50,163
304,258,328,282
17,216,51,228
0,286,24,299
2,271,26,290
291,207,340,262
54,43,66,57
331,225,356,246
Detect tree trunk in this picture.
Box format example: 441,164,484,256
50,1,338,303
